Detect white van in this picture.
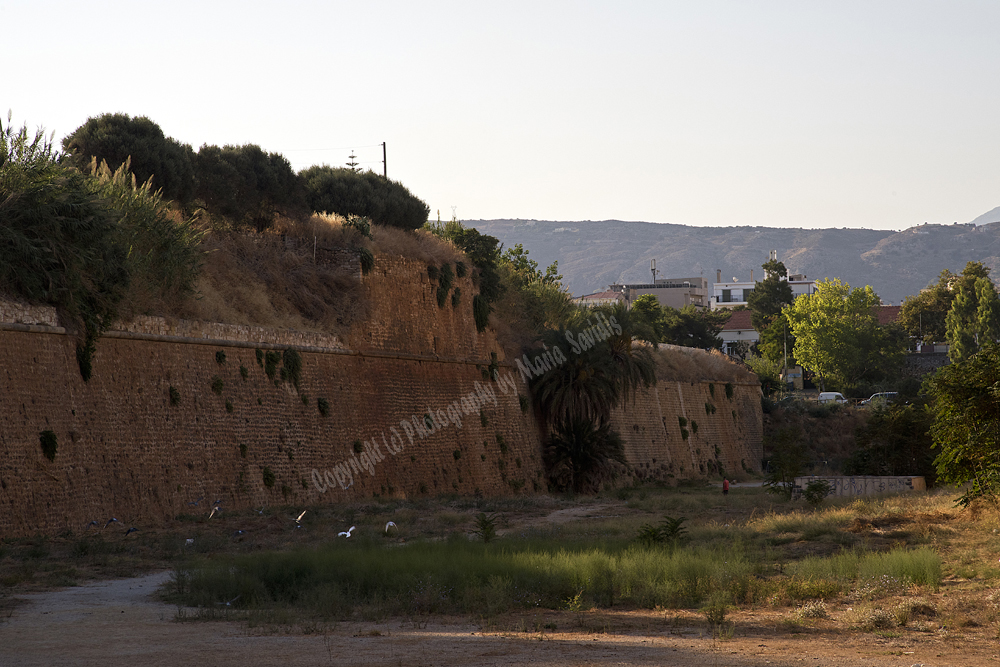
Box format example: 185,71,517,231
817,392,848,404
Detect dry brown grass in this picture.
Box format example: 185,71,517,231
162,214,469,336
370,225,464,265
175,226,367,334
653,345,757,384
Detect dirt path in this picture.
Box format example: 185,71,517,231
2,571,996,666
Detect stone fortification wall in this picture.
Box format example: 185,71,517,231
610,379,763,483
0,329,542,538
0,252,761,538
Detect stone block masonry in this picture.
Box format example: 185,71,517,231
0,329,544,537
610,379,763,483
0,251,762,537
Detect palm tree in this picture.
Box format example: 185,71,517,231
531,326,620,425
593,301,657,407
544,418,625,493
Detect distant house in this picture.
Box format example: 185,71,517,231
608,277,710,310
572,290,624,307
719,310,757,357
875,305,901,325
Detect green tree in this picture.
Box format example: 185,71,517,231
300,165,429,231
543,418,625,493
763,426,807,500
926,341,1000,506
746,259,794,332
428,221,505,331
662,305,727,349
195,144,306,231
944,266,1000,363
756,312,796,366
500,243,561,289
783,279,904,390
744,354,783,396
593,301,658,406
62,113,195,203
629,294,665,345
898,269,959,345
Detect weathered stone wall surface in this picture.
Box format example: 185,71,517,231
0,329,544,538
0,253,761,538
610,379,763,483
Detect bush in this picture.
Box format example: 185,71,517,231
262,467,275,488
317,397,330,417
62,112,195,203
358,247,374,275
264,351,280,379
803,479,832,507
39,430,58,462
439,263,454,291
300,165,429,231
472,513,499,543
473,294,490,332
194,143,307,231
2,116,203,380
280,348,303,388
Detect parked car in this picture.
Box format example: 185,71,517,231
817,392,848,404
861,392,898,407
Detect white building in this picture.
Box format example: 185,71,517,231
710,254,818,310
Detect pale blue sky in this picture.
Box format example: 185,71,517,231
5,1,998,229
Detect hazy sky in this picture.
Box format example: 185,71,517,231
5,1,998,230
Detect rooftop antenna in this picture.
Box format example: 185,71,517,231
650,259,656,283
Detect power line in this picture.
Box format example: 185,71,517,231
283,143,384,152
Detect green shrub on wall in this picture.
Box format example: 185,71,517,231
473,294,490,332
169,385,181,406
211,376,224,395
262,467,275,488
39,430,58,462
280,348,303,388
317,397,330,416
359,247,374,275
264,351,280,379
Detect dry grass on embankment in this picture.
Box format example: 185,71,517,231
170,214,463,336
652,344,758,385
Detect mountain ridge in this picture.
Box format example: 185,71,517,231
467,219,1000,305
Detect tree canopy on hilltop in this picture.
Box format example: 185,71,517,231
301,166,429,232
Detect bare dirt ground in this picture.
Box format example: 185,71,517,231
2,570,998,667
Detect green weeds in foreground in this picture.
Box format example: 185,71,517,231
166,537,941,620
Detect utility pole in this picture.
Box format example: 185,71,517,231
783,320,788,393
382,142,387,179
